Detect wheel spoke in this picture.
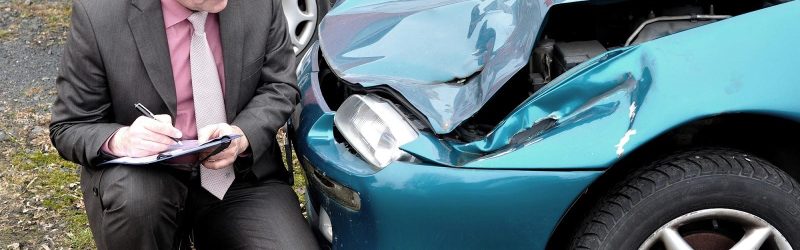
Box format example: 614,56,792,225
731,227,772,250
300,0,318,23
283,0,316,26
773,228,794,250
661,228,694,250
282,0,300,26
281,0,319,55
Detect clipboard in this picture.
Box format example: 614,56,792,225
99,134,242,166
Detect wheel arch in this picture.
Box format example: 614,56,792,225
545,112,800,249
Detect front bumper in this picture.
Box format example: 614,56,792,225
291,45,602,249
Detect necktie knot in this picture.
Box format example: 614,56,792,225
187,11,208,34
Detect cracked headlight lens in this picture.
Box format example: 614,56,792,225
333,95,418,169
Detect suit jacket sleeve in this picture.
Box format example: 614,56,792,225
231,0,300,179
49,0,123,167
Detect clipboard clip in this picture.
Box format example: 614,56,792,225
197,135,233,163
157,135,233,161
157,153,173,160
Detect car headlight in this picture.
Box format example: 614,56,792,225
333,95,418,169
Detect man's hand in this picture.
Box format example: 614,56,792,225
197,123,249,169
108,115,183,157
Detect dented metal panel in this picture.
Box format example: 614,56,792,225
400,1,800,168
318,0,576,133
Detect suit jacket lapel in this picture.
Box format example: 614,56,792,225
128,0,177,117
219,0,244,122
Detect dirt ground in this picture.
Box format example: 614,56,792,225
0,0,83,248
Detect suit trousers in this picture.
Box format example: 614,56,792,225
79,164,319,249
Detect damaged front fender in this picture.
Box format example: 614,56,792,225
402,1,800,169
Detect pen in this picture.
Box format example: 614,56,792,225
134,103,182,145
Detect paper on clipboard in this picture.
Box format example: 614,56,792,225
99,134,242,166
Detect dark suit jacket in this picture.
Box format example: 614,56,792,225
49,0,298,181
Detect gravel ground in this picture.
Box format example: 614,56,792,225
0,0,64,107
0,39,61,110
0,0,97,248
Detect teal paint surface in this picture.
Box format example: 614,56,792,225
403,2,800,169
294,45,600,249
292,104,600,248
291,1,800,248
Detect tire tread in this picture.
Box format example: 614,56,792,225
571,149,800,249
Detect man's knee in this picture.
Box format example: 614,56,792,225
85,165,188,248
194,182,318,249
100,165,186,217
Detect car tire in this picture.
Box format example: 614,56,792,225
282,0,331,61
571,149,800,249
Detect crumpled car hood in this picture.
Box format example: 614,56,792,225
319,0,572,133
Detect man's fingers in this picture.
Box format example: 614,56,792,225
197,125,219,143
203,156,234,169
202,143,237,169
128,126,177,146
139,117,182,138
153,114,173,125
197,123,241,169
206,145,236,162
126,138,170,157
198,123,232,143
112,116,182,157
132,139,170,153
126,148,153,158
140,132,178,146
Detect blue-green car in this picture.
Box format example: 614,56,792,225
288,0,800,248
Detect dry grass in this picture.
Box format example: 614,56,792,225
0,96,93,248
5,150,94,248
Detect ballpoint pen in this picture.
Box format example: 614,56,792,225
134,103,182,145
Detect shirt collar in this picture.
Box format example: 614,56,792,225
161,0,193,28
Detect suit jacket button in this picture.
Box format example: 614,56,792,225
92,187,99,196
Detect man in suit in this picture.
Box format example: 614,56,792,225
49,0,318,248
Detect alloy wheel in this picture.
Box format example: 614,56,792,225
639,208,792,250
282,0,319,55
